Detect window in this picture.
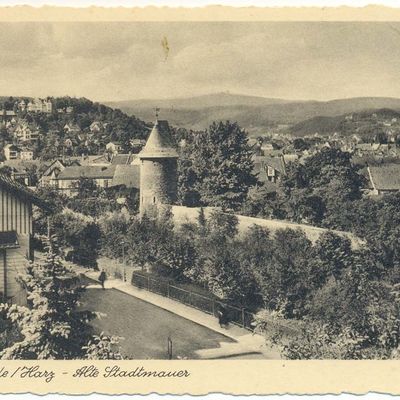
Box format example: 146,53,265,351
267,166,275,176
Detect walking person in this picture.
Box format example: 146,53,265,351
98,269,107,290
217,304,228,328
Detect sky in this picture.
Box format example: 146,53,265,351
1,21,400,101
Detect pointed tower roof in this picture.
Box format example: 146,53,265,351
139,120,178,159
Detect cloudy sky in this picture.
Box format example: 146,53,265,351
1,21,400,101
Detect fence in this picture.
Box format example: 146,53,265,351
98,257,137,284
131,272,256,331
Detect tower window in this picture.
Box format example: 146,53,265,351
153,196,156,204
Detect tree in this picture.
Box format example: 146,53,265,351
178,121,257,210
280,148,365,228
251,228,313,318
241,184,288,219
276,275,400,359
1,243,92,359
98,210,131,259
51,209,101,268
204,245,247,303
309,232,352,287
84,332,122,360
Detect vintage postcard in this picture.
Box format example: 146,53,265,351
1,2,400,395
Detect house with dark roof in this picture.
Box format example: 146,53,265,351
110,165,140,189
367,164,400,195
39,159,68,188
253,155,286,184
78,154,110,166
63,123,81,134
2,159,40,187
55,165,116,195
110,153,136,165
4,144,20,161
0,173,48,304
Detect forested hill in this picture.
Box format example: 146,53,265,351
106,94,400,133
289,108,400,137
0,96,150,159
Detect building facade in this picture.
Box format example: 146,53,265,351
0,174,46,304
4,144,20,161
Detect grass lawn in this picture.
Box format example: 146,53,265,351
80,287,234,359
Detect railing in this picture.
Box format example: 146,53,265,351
131,272,256,331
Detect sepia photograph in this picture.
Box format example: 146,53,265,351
1,17,400,362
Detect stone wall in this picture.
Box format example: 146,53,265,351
170,205,364,249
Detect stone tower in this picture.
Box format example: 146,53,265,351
138,119,178,215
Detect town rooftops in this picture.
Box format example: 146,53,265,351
57,165,116,180
368,164,400,191
139,120,178,159
0,173,48,209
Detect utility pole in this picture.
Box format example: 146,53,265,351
47,215,51,240
122,241,126,282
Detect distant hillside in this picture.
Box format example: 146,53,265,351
107,92,291,110
290,108,400,137
106,94,400,133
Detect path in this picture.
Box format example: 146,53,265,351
80,287,234,359
76,267,281,360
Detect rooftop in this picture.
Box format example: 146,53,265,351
57,165,116,180
139,120,178,159
111,153,136,165
110,165,140,189
0,173,48,209
368,164,400,191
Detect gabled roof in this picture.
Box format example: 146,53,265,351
57,165,116,180
80,154,110,166
139,120,178,159
41,159,67,177
0,173,48,209
110,165,140,189
368,164,400,191
111,153,136,165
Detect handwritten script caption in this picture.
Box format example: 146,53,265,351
0,364,191,383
